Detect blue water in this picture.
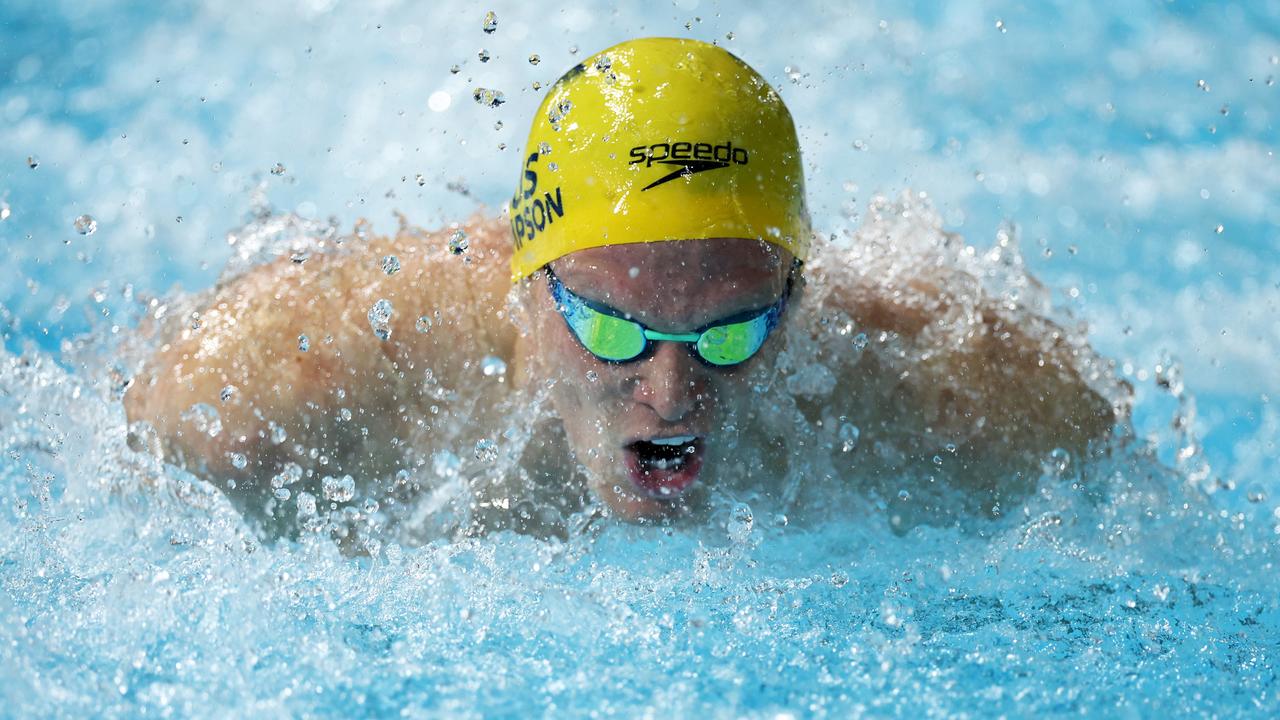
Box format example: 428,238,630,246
2,0,1278,716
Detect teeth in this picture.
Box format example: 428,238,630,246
651,456,686,470
649,435,697,446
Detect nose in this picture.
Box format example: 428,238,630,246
631,341,703,422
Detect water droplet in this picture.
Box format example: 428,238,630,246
528,53,541,65
547,161,558,171
448,229,469,255
272,462,302,488
1196,79,1210,92
569,44,579,55
477,49,491,63
585,370,599,382
0,201,10,221
180,403,222,437
898,488,911,500
472,87,506,107
531,81,542,91
474,438,498,463
830,571,849,588
415,315,433,333
339,407,352,422
784,65,803,84
26,155,38,169
297,334,310,352
538,141,551,156
481,10,497,33
481,355,507,377
367,299,393,340
1220,104,1230,116
416,173,427,187
994,18,1006,32
74,214,97,235
273,487,291,501
229,452,248,470
493,120,503,130
838,422,860,453
727,503,754,544
725,31,735,40
594,55,612,72
322,474,356,502
628,267,640,279
449,64,460,75
1214,224,1224,234
220,385,237,403
852,332,868,350
270,423,288,444
548,100,572,130
269,162,286,176
381,255,401,275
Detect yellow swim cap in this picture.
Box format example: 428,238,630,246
509,37,810,281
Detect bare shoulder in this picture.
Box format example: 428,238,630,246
801,230,1127,476
124,214,517,497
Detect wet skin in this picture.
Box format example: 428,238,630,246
518,238,790,520
125,217,1121,536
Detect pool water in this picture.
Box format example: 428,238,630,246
2,0,1278,716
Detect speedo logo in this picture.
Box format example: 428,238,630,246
628,140,749,191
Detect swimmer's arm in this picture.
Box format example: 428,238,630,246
124,218,515,490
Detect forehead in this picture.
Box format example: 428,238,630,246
550,238,788,327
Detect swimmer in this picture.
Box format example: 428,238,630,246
124,38,1124,539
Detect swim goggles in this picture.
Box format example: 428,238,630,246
545,267,791,366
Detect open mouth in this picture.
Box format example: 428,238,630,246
623,435,704,499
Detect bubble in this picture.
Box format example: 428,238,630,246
628,267,640,279
1196,79,1210,92
0,201,10,221
26,155,38,169
73,214,97,235
219,385,236,403
1214,224,1224,234
296,491,318,519
448,65,460,75
273,487,291,501
416,173,426,186
548,100,572,130
269,423,288,445
594,55,612,72
415,315,433,333
493,120,503,130
830,571,849,588
339,407,352,422
538,142,551,156
477,49,491,63
727,502,754,544
528,53,541,65
322,474,355,503
474,438,498,463
481,10,497,33
448,229,469,255
585,370,599,382
481,355,507,377
368,299,393,340
852,332,868,351
725,31,735,40
472,87,506,107
269,162,286,176
838,422,860,453
297,334,310,352
229,453,248,470
428,90,452,112
994,18,1006,32
381,255,401,275
784,65,803,84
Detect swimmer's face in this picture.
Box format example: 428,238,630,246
528,238,790,521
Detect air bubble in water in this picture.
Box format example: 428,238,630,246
548,100,572,130
415,315,433,333
481,355,507,377
381,255,401,275
784,66,803,84
448,229,469,255
852,332,868,350
995,18,1006,32
229,452,248,470
473,87,506,107
322,474,356,503
1214,224,1224,234
26,155,38,169
416,173,426,186
528,53,541,65
269,423,288,444
368,299,393,340
481,10,497,33
1197,79,1210,92
0,201,9,221
220,385,236,403
270,162,285,176
298,334,310,352
585,370,599,382
477,49,491,63
594,55,612,72
272,462,302,488
838,421,860,452
538,142,551,156
474,439,498,463
74,214,97,235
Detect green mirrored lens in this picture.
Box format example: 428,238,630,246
565,304,647,361
696,317,769,366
